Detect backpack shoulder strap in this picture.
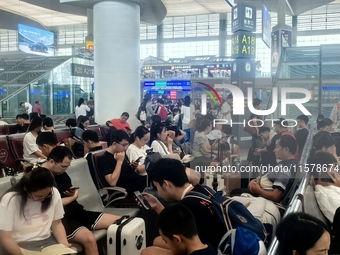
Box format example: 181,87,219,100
156,140,169,155
184,190,212,203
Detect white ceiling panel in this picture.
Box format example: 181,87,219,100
0,0,340,28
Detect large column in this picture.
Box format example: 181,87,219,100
157,24,163,59
277,0,286,25
219,13,227,57
94,1,140,127
85,8,94,42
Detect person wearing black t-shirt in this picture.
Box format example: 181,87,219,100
42,146,121,255
14,114,29,133
157,203,215,255
98,130,147,197
140,158,225,255
295,115,309,156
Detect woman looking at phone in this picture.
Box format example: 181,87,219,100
126,126,150,175
0,166,72,254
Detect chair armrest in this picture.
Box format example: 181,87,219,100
99,187,128,208
102,186,127,193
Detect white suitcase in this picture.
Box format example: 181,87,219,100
107,215,146,255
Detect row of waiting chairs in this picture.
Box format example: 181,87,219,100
0,124,111,172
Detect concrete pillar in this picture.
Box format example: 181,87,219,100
277,0,286,25
157,24,163,59
219,13,227,57
86,8,94,42
292,15,298,47
93,1,140,127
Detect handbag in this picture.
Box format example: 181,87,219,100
140,111,146,121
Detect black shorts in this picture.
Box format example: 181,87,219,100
62,210,104,239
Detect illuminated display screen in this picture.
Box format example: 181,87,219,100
144,80,191,87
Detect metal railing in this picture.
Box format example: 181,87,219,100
267,124,316,255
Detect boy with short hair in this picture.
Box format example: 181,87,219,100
157,203,215,255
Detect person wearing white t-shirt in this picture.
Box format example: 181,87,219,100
181,96,196,130
149,122,175,156
126,126,151,176
20,101,33,115
23,117,47,163
0,166,71,254
220,94,233,135
75,98,90,119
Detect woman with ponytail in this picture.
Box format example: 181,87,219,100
126,126,151,175
0,166,71,254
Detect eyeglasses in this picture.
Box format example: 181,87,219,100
30,189,54,201
56,162,71,171
118,143,129,148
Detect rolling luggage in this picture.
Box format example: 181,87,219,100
107,215,146,255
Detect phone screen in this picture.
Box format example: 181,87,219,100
134,191,151,210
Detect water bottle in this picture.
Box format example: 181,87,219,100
10,176,17,186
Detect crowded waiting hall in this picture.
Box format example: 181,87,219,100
1,0,340,255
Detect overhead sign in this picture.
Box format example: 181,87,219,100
231,31,256,59
231,3,257,33
71,63,94,78
271,29,292,76
262,4,271,48
86,41,94,51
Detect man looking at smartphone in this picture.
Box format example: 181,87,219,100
41,146,121,255
98,130,147,197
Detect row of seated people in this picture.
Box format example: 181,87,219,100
7,113,338,255
0,116,110,172
3,125,274,253
0,139,335,255
0,114,314,254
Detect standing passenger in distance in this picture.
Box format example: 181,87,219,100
220,94,233,136
295,115,309,156
32,100,43,116
20,101,33,115
75,98,90,119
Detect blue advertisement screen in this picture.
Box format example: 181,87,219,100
18,24,55,56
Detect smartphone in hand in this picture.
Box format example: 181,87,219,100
68,187,80,191
134,191,151,210
135,156,143,163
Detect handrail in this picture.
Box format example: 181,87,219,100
0,56,72,105
267,124,315,255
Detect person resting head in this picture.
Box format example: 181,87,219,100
276,212,330,255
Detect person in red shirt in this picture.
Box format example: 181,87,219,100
32,100,43,116
109,112,131,134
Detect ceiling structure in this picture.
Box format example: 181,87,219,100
0,0,339,29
